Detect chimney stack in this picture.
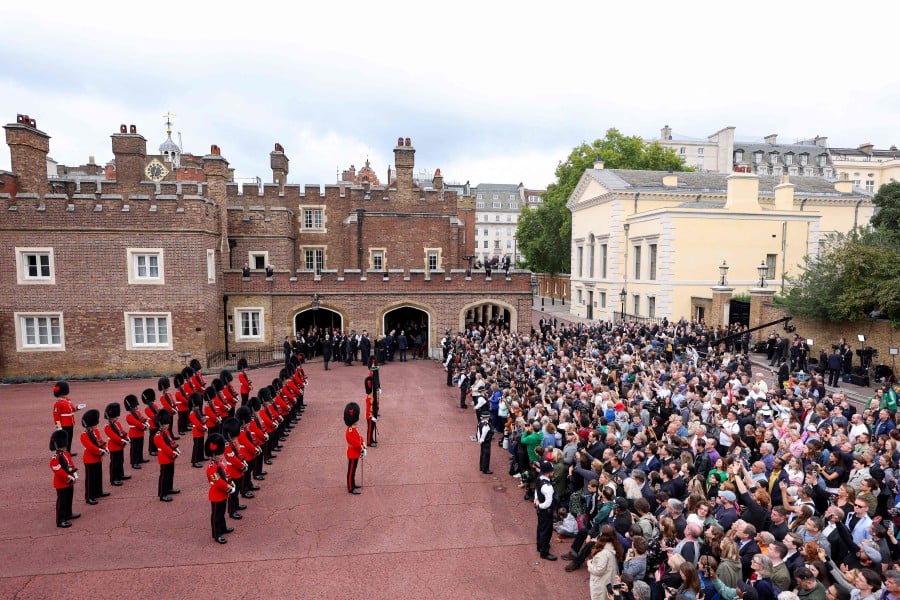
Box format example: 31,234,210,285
858,142,875,156
393,136,415,201
4,114,50,196
270,142,289,190
661,125,672,140
774,175,795,211
594,159,605,170
764,134,778,145
724,171,761,212
663,169,678,187
110,124,147,187
432,168,444,190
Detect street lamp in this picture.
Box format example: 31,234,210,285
530,274,538,306
619,288,627,318
718,260,729,286
756,261,768,288
311,293,320,328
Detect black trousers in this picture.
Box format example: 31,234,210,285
347,457,359,491
367,418,377,445
536,508,553,556
240,393,249,407
228,477,242,514
109,449,125,483
480,437,493,472
177,411,189,435
56,485,74,525
85,462,103,501
62,425,74,453
158,463,175,498
828,368,841,387
129,436,144,466
211,499,227,538
148,429,158,454
192,437,205,464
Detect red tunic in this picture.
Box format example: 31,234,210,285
50,451,77,489
145,404,160,431
203,404,221,428
365,394,374,421
52,398,77,428
273,395,290,417
346,426,364,459
174,389,189,413
248,419,267,444
239,372,252,395
207,459,232,502
191,373,206,393
154,430,179,464
237,430,259,460
213,395,229,419
223,441,247,480
189,410,208,439
125,410,147,439
81,428,107,464
159,392,176,414
104,420,128,452
259,408,278,434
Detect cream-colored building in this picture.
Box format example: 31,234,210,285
566,166,874,323
830,144,900,194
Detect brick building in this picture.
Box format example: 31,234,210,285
0,115,532,378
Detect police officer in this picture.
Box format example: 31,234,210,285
534,460,557,561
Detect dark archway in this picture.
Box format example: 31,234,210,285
383,306,430,359
294,307,343,335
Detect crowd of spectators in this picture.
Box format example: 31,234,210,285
444,317,900,600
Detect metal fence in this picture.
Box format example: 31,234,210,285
206,344,286,370
612,312,665,325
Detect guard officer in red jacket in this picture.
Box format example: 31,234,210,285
124,394,149,469
80,409,109,505
237,358,252,407
52,381,80,455
365,375,378,448
154,410,180,502
50,429,80,528
104,402,131,486
205,433,234,544
222,417,249,519
345,402,365,494
188,392,208,468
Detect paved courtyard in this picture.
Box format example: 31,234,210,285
0,358,587,599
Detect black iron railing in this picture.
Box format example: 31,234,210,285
206,344,286,370
612,312,665,325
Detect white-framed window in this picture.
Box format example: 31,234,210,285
769,152,779,165
426,248,441,271
491,193,498,200
697,148,704,156
125,312,172,350
817,155,827,167
300,206,325,231
476,201,485,209
804,168,814,176
789,167,798,176
577,288,583,304
757,166,768,175
508,194,516,201
15,247,55,285
370,248,385,271
765,253,777,280
633,245,642,280
493,240,500,249
600,243,608,279
248,252,268,270
509,202,518,210
303,247,325,272
649,244,658,280
127,248,164,284
207,249,216,283
679,147,686,155
15,312,64,351
632,295,640,315
648,297,656,318
476,193,483,200
599,291,606,308
506,239,511,248
784,154,793,165
799,154,808,166
235,308,263,341
754,151,763,164
492,201,502,208
494,215,500,222
734,150,744,163
866,180,875,192
483,240,488,248
773,166,783,177
483,228,488,235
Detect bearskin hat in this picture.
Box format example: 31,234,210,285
237,358,248,370
364,375,374,395
188,392,203,410
258,387,272,403
248,396,261,411
221,417,240,439
50,429,69,451
220,369,233,383
235,406,252,425
173,373,185,388
205,433,226,457
212,378,224,392
157,376,170,391
123,394,139,411
279,367,289,380
141,388,156,405
271,378,282,389
204,386,217,403
189,359,202,372
104,402,121,419
344,402,360,427
155,409,173,429
182,366,194,380
81,408,100,428
53,381,69,398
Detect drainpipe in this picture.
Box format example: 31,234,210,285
223,294,230,359
356,208,365,271
853,198,865,230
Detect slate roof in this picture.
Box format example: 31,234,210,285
585,169,857,196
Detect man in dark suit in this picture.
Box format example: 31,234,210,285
633,469,658,512
736,522,761,580
827,348,843,387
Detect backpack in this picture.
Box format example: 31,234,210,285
638,514,660,541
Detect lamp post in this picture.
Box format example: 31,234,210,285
756,261,768,288
530,274,538,308
718,260,729,286
311,293,320,328
619,288,627,319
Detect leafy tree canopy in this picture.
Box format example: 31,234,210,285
518,129,688,274
870,181,900,233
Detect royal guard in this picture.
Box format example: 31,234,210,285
103,402,131,486
174,372,191,436
235,406,262,497
365,375,378,448
50,429,80,528
205,433,234,544
189,358,207,391
124,394,149,469
220,370,239,417
221,417,249,519
211,379,231,423
188,392,208,468
145,380,167,456
237,358,252,407
52,381,83,455
203,386,223,437
246,397,269,480
80,409,109,505
257,388,279,465
154,410,180,502
161,375,179,441
344,402,365,494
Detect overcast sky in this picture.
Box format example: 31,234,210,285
2,2,898,190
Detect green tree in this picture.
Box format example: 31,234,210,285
518,129,688,274
870,181,900,233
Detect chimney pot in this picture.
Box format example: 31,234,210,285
397,137,404,146
405,137,411,147
129,125,137,134
120,124,127,134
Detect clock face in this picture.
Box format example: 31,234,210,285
145,159,169,182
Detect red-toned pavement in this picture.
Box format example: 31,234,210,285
0,359,588,599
